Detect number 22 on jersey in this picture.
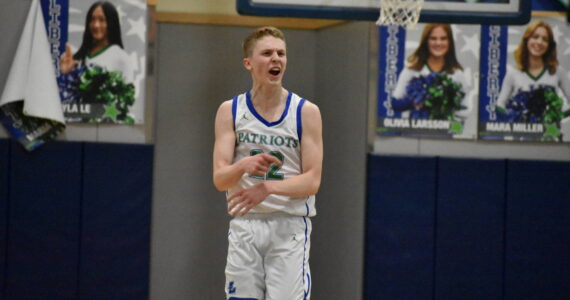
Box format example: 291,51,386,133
249,149,284,180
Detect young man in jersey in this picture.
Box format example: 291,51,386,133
213,26,323,300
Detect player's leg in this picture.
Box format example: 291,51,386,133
225,217,265,300
264,215,312,300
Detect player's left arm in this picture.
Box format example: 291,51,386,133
227,101,323,216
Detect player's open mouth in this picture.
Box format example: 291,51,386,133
269,68,281,76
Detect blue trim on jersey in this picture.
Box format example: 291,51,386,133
246,91,292,127
297,98,306,141
305,273,311,300
302,216,310,300
232,95,239,130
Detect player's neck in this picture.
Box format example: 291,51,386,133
250,84,286,108
250,86,288,122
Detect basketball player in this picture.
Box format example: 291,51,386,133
212,27,323,300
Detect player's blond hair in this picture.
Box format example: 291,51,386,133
242,26,286,58
514,20,558,75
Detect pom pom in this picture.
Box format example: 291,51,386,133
57,65,135,124
403,72,466,120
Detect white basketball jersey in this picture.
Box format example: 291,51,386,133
228,91,316,217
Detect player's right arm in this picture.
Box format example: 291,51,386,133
212,100,281,192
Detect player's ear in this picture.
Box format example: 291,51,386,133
243,57,252,71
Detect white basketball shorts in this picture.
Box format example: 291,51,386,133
225,213,312,300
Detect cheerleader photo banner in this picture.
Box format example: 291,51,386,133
478,15,570,142
377,24,480,140
54,0,147,124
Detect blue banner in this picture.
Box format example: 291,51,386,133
41,0,69,76
478,25,508,123
377,26,406,121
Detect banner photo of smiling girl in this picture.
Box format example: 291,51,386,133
51,0,147,124
377,24,480,139
479,15,570,142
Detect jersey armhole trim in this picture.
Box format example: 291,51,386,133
297,98,306,142
232,95,239,130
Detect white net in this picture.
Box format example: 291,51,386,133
376,0,424,29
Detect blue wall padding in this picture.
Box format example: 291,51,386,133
0,140,10,298
78,143,152,300
0,139,153,300
435,158,505,300
366,155,570,300
504,160,570,300
365,155,436,300
5,140,82,300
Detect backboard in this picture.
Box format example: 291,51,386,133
236,0,532,25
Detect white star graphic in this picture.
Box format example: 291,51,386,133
114,4,128,24
463,67,473,89
68,6,82,15
550,24,563,45
564,38,570,56
508,26,521,36
133,65,142,99
68,24,84,34
122,0,147,10
126,16,147,42
451,24,462,37
136,55,146,84
460,33,480,57
406,40,419,52
128,51,141,75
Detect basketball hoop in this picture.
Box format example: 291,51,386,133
376,0,424,29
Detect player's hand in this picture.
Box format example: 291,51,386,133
60,44,77,74
227,183,270,216
242,153,282,177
